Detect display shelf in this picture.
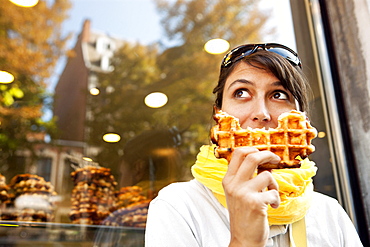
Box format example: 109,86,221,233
0,221,145,246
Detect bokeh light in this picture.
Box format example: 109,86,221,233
144,92,168,108
0,71,15,84
82,157,93,162
89,87,100,95
9,0,39,7
102,133,121,143
204,38,230,54
318,131,326,138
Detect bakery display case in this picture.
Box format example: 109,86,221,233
0,103,185,246
0,221,145,246
0,135,180,246
0,154,173,246
0,164,150,246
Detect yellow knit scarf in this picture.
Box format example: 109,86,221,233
191,145,317,225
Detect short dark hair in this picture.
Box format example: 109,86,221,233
121,128,182,180
213,50,311,114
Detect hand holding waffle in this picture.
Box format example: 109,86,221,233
210,110,317,169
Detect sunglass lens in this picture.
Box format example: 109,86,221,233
268,47,301,67
222,45,254,67
221,43,301,68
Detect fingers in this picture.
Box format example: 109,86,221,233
226,147,259,178
228,147,281,181
222,148,281,246
224,170,280,211
260,188,280,209
252,171,280,208
223,148,281,210
250,170,279,191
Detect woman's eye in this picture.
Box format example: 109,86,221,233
272,91,289,100
234,89,250,98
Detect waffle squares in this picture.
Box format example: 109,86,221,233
211,110,317,169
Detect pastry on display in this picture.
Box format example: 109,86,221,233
0,173,9,204
5,174,58,222
102,199,151,228
69,165,118,225
115,186,147,209
9,174,57,197
211,110,317,169
101,186,150,227
68,157,158,227
0,173,15,221
0,173,10,220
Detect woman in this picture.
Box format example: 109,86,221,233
145,43,363,246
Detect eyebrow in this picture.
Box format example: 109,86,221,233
227,79,254,90
227,79,283,90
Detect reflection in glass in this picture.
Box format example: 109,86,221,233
204,38,230,54
0,1,331,245
9,0,39,7
144,92,168,108
89,87,100,95
0,71,14,84
103,133,121,143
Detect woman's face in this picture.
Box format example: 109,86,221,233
221,62,297,129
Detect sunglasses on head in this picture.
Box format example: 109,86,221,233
221,43,302,69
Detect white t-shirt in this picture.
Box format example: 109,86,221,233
145,179,363,247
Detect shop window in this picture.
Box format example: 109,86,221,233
0,0,352,245
36,157,52,182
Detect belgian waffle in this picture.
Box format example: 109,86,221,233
102,199,151,228
210,110,317,169
6,174,57,222
115,186,147,209
0,174,9,204
69,166,117,225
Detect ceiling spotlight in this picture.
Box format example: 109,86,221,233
204,38,230,54
144,92,168,108
103,133,121,143
9,0,39,7
318,131,326,138
89,87,100,95
0,71,15,84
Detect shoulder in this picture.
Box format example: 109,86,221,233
154,179,202,196
306,192,363,246
310,192,343,211
146,180,230,246
147,179,228,226
154,179,212,200
312,191,336,201
149,179,217,210
308,192,344,218
312,191,338,205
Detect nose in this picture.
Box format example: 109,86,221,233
251,101,271,123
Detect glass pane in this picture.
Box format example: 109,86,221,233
0,0,336,245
